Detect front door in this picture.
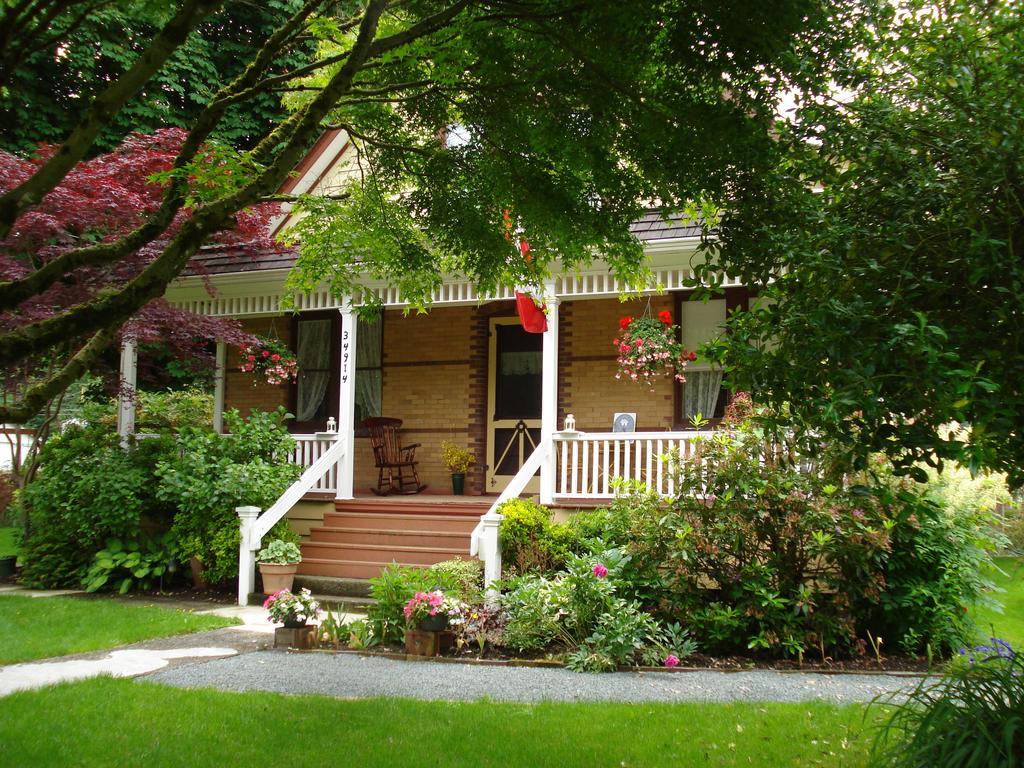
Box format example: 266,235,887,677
486,318,543,493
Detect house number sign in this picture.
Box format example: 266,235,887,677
341,328,350,385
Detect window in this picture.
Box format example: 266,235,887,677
292,315,336,429
289,311,384,432
677,296,728,426
354,312,383,425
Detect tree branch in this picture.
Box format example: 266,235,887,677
0,0,323,313
0,0,222,240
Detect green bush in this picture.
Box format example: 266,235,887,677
19,426,177,588
1000,503,1024,553
427,558,483,603
498,499,570,574
499,553,681,672
155,408,299,585
871,639,1023,768
617,408,1001,659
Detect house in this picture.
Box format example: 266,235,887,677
142,131,755,603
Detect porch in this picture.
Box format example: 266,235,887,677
152,247,744,603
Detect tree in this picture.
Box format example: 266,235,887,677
0,0,858,423
0,0,317,155
699,0,1024,484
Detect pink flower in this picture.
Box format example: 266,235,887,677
664,655,680,668
592,563,608,579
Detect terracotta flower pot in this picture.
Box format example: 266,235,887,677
259,562,299,594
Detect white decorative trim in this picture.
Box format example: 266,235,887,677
164,238,741,317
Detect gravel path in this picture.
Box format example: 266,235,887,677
146,651,923,704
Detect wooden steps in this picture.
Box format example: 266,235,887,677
296,497,490,580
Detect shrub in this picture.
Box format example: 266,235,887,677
1000,503,1024,553
622,409,1001,659
19,425,177,588
498,499,570,574
427,558,483,603
155,408,299,585
500,553,674,671
871,639,1023,768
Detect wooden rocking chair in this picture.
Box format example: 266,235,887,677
362,417,428,496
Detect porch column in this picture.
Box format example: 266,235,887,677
212,340,226,433
539,281,559,505
336,300,357,500
116,337,137,445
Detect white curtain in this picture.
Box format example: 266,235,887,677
296,319,331,421
501,351,541,376
683,369,724,420
355,315,383,420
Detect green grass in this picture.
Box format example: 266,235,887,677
0,596,238,664
972,555,1024,649
0,677,877,767
0,526,18,557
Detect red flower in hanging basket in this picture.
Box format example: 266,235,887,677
613,316,693,390
240,337,299,387
658,310,673,324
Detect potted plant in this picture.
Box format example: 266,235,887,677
440,440,475,495
256,539,302,594
403,589,466,632
239,336,298,386
613,311,696,389
264,587,320,628
264,588,320,649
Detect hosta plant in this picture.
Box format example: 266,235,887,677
83,536,174,594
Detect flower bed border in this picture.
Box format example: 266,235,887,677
280,646,935,678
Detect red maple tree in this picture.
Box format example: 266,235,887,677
0,129,282,395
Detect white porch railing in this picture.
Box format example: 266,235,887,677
554,431,713,499
289,434,340,494
472,430,711,586
236,435,346,605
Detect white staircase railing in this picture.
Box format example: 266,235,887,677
236,435,346,605
289,434,341,494
471,429,712,586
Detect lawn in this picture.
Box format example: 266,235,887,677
0,526,18,557
0,677,878,767
0,596,238,665
972,555,1024,649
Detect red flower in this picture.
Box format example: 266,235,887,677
271,353,281,361
262,350,270,358
619,316,633,330
658,310,672,324
688,351,697,361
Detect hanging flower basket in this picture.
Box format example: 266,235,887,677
613,311,696,387
240,337,298,386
